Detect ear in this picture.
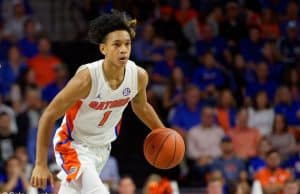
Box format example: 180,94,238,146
99,43,106,56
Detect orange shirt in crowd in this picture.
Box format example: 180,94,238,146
228,127,261,159
260,23,280,40
148,178,172,194
216,108,230,134
255,167,291,188
175,9,198,26
28,54,61,87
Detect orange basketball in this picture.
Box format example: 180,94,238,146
143,128,185,169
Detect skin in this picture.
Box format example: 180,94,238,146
30,30,164,189
119,177,136,194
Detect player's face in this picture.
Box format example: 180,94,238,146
101,30,131,67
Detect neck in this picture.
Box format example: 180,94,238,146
103,60,125,81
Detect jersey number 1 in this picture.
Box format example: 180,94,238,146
98,111,112,127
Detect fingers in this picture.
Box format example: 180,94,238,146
30,176,48,189
49,173,54,188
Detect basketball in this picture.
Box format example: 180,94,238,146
143,128,185,169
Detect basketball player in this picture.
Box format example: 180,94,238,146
30,11,165,194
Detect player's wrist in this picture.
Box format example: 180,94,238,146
35,161,48,168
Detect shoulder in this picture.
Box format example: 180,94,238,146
68,67,91,92
136,66,149,88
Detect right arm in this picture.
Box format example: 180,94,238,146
31,68,91,189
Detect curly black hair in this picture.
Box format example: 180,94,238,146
88,10,136,44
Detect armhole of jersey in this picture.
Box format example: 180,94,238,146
76,64,96,100
133,63,139,98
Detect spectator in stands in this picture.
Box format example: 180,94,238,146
215,89,236,133
144,35,166,63
162,67,185,111
170,85,202,137
3,0,40,41
258,0,288,16
195,23,230,64
28,36,61,87
248,137,272,178
206,6,223,37
143,174,172,194
267,114,297,160
0,156,29,193
283,180,299,194
206,178,223,194
192,52,225,91
119,175,136,194
220,1,247,53
15,146,32,179
0,95,18,134
42,63,68,105
152,5,188,51
240,26,265,63
230,54,252,105
100,155,120,192
18,18,39,58
274,86,300,128
283,142,300,180
187,106,224,185
255,149,291,194
132,23,155,63
245,61,277,102
248,91,275,136
228,108,261,159
174,0,199,44
211,136,246,183
16,86,42,147
151,41,188,97
260,8,280,40
14,67,36,98
261,42,285,83
278,20,300,68
1,0,33,21
0,23,11,61
0,45,27,97
280,1,300,36
0,112,16,164
284,68,300,101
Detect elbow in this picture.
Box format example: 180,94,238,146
40,108,60,124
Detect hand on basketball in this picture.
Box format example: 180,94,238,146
30,165,54,189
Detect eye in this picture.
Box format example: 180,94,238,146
113,43,121,47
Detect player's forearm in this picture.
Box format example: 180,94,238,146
35,111,56,167
133,102,164,130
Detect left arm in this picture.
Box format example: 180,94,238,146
131,67,165,130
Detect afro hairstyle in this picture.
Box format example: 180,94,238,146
88,10,136,44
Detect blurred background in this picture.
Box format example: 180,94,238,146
0,0,300,193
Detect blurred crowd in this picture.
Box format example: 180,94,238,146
0,0,300,193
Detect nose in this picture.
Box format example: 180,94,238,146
120,44,128,54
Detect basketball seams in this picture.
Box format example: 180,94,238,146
153,133,172,167
167,134,177,168
143,132,156,157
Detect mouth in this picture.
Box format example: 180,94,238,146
119,57,128,63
